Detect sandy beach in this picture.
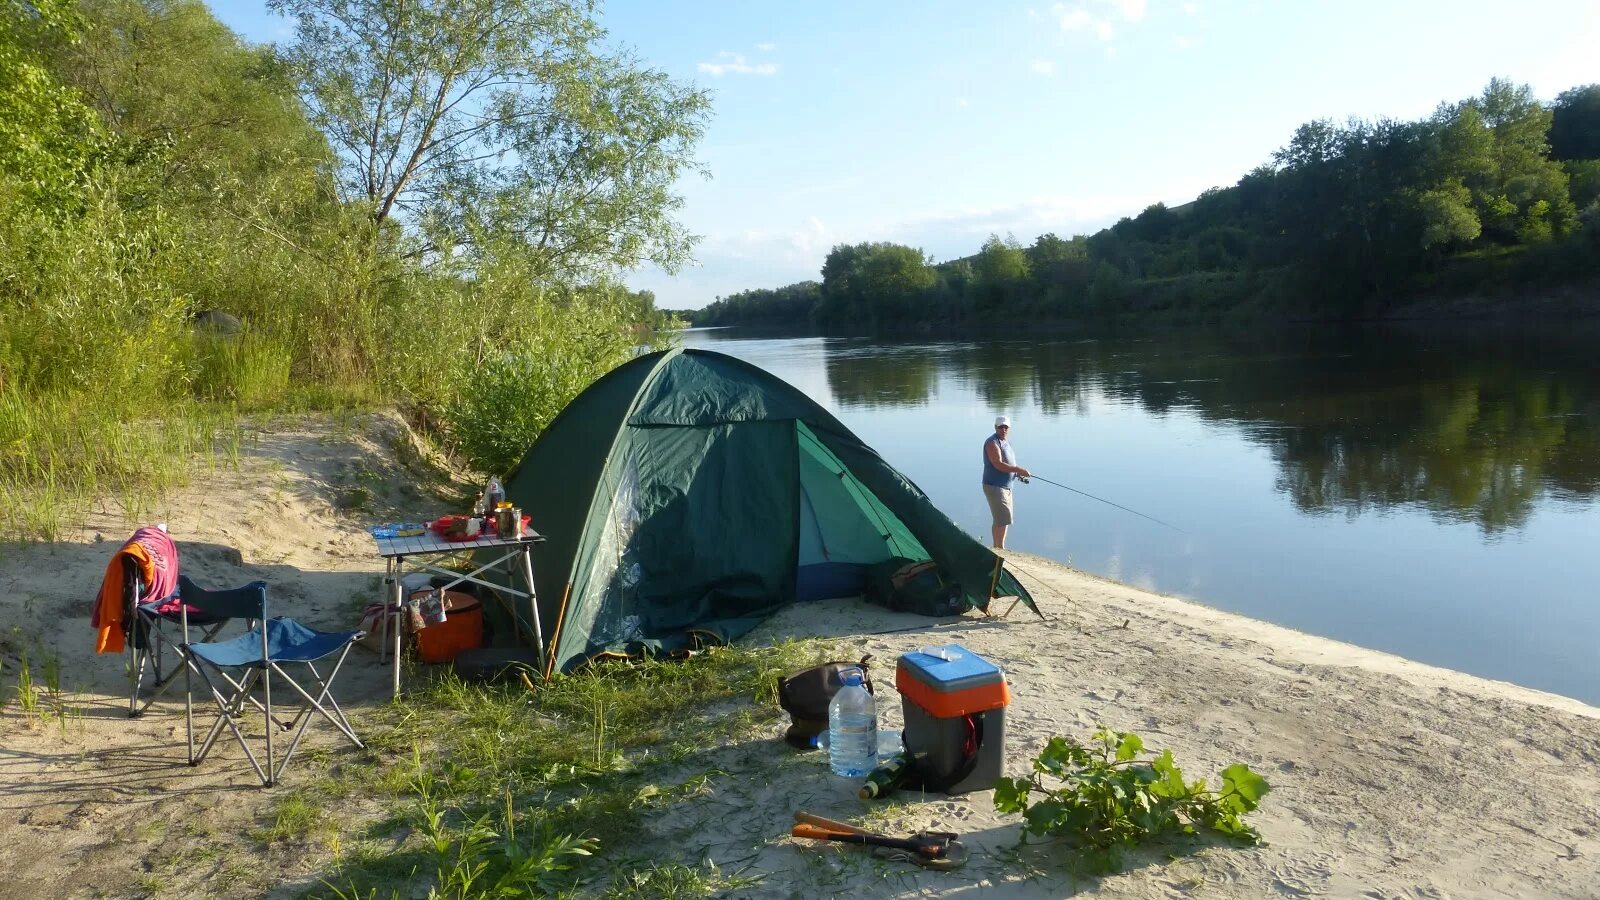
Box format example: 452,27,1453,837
2,413,1598,898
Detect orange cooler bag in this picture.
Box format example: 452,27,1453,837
412,590,484,664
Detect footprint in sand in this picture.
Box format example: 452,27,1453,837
925,800,976,827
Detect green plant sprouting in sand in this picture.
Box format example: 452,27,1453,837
995,728,1271,874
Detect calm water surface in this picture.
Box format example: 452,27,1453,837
681,325,1600,704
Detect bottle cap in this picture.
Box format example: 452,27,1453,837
496,501,512,509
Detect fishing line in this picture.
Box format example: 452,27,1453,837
1020,475,1188,534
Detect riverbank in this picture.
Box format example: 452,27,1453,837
0,413,1597,897
738,554,1600,895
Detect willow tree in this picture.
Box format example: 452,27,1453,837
1,0,103,208
269,0,711,280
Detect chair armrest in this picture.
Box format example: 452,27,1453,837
178,575,268,620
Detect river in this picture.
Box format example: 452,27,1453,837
681,323,1600,704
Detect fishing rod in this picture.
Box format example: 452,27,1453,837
1019,475,1188,534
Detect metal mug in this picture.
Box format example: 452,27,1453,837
496,506,521,539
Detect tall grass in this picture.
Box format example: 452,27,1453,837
186,334,295,409
0,169,648,540
12,647,42,721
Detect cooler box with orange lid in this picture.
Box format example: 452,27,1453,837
410,589,485,664
896,644,1008,795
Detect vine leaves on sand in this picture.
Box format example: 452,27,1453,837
993,729,1271,874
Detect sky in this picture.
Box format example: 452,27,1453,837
208,0,1599,310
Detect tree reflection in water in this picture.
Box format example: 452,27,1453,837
818,326,1600,534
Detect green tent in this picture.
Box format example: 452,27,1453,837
496,348,1036,676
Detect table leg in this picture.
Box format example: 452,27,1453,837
519,545,545,676
379,557,392,664
392,555,404,698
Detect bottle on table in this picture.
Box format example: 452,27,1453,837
827,667,877,778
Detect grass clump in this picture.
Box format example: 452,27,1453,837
3,643,83,735
312,640,831,899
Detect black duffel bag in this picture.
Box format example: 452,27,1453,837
776,655,873,750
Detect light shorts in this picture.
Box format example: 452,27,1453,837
983,484,1014,526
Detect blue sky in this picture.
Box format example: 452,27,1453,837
209,0,1598,309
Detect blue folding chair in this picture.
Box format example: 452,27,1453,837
178,587,365,787
126,567,250,717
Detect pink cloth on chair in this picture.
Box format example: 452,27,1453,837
130,526,180,609
91,526,181,652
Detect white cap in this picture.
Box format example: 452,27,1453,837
994,416,1010,428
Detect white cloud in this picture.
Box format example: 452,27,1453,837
1051,0,1147,42
1182,1,1200,14
1029,59,1057,76
957,97,970,108
904,172,1237,254
755,42,776,51
628,217,841,309
904,195,1154,246
1174,35,1197,48
703,216,839,265
698,52,779,77
1054,3,1094,31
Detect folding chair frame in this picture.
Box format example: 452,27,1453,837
124,565,229,718
179,607,364,788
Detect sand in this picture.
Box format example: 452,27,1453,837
1,413,1598,898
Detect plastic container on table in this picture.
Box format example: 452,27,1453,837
369,523,427,539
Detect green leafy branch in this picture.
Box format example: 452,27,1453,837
993,729,1271,874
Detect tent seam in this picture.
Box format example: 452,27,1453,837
546,347,684,672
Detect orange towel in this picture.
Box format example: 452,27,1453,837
92,542,155,654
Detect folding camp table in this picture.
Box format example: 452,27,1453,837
371,524,546,698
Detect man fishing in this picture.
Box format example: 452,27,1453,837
982,416,1031,549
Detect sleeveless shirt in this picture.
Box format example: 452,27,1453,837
982,434,1015,488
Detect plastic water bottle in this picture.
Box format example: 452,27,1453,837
480,474,505,522
827,668,877,777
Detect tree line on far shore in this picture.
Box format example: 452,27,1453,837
692,79,1600,329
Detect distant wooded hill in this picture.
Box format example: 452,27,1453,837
692,79,1600,328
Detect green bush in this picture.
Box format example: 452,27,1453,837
0,0,690,540
439,285,642,475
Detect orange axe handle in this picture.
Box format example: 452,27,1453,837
792,823,856,841
790,822,950,858
793,811,871,835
